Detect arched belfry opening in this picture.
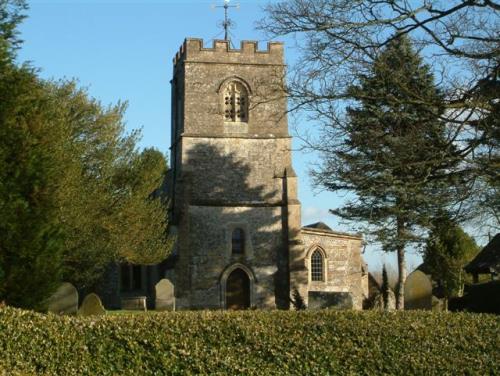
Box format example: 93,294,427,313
223,81,249,123
226,268,250,310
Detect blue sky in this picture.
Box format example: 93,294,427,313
17,0,423,272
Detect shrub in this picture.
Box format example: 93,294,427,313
290,288,307,310
0,307,498,375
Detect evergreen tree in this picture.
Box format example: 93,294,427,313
424,217,479,308
47,82,173,290
0,1,173,306
0,1,65,308
290,288,307,310
313,35,460,309
381,264,389,311
261,1,498,232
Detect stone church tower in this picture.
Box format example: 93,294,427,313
169,39,301,309
97,38,366,311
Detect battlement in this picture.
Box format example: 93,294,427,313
173,38,284,67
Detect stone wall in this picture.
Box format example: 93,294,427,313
299,228,364,310
170,38,296,310
173,38,287,139
174,205,286,310
181,137,292,204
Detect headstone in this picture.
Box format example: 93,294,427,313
47,283,78,315
78,293,106,316
121,296,147,311
308,291,353,310
372,289,396,311
155,278,175,311
404,270,433,310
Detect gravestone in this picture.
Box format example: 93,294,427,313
404,270,433,310
372,289,396,311
308,291,353,310
78,293,106,316
47,282,78,315
121,296,147,311
155,278,175,311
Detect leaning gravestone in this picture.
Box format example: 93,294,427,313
47,282,79,315
78,293,106,316
404,270,433,310
155,278,175,311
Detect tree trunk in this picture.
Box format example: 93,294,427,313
458,270,464,297
396,218,406,310
396,245,406,310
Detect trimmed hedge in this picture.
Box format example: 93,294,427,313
0,308,498,375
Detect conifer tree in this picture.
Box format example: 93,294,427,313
0,0,173,306
290,288,307,310
0,0,65,309
381,264,389,311
313,35,460,309
47,82,173,290
261,1,498,231
424,217,479,309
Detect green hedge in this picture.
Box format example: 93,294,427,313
0,308,498,375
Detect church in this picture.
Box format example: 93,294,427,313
102,38,368,311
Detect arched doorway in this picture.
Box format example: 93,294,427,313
226,268,250,310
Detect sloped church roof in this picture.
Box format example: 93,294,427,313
465,234,500,274
303,222,334,232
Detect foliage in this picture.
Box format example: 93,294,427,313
424,218,479,301
471,97,500,229
311,35,456,309
47,82,172,289
0,0,27,55
0,3,65,309
0,307,498,375
290,288,306,310
0,0,173,307
372,263,398,292
260,0,499,232
382,264,389,311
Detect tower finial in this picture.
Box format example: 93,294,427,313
213,0,239,41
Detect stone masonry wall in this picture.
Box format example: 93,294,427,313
181,137,292,204
175,39,288,138
300,229,364,310
175,205,285,310
171,38,294,310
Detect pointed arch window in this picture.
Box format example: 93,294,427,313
311,250,324,282
232,228,245,255
223,81,248,122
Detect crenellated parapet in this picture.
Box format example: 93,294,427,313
173,38,284,67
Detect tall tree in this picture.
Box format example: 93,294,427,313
423,217,479,308
260,0,499,231
312,36,458,309
45,81,173,290
0,0,173,307
0,1,66,309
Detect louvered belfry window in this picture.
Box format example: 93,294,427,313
224,82,248,122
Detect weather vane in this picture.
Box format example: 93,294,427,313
212,0,240,41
